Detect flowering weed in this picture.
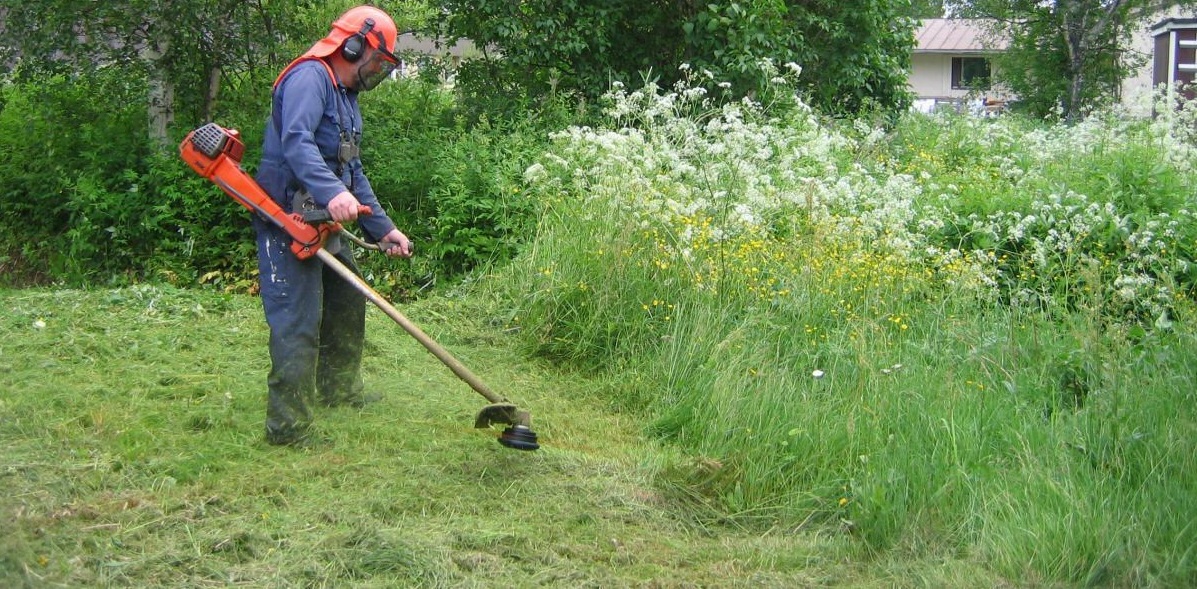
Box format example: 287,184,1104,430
498,70,1197,585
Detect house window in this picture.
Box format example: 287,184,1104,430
951,57,991,90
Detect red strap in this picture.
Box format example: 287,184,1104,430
272,56,338,90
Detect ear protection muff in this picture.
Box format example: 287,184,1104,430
341,18,376,63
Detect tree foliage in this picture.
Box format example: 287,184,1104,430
0,0,351,145
910,0,948,18
434,0,917,116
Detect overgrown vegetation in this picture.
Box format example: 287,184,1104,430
496,69,1197,585
0,72,554,295
435,0,916,116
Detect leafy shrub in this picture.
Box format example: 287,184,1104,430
0,70,565,289
363,80,556,280
0,67,150,285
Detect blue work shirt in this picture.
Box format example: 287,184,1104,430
256,59,396,242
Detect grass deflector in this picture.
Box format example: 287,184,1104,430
179,122,539,451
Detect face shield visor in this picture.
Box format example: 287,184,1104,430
354,47,398,91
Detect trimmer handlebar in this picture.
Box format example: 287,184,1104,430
299,206,373,225
301,207,406,253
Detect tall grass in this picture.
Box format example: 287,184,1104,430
495,63,1197,585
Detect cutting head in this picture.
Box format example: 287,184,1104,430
475,403,539,451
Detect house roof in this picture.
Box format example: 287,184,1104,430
1152,17,1197,36
915,19,1007,53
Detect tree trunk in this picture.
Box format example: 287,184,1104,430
1058,0,1129,122
1067,57,1086,122
142,39,174,150
1060,0,1086,121
203,65,222,123
147,73,175,148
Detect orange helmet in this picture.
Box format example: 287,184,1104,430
274,6,400,89
303,6,399,64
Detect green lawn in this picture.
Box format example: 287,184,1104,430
0,285,1011,587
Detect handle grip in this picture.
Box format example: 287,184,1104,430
300,205,373,225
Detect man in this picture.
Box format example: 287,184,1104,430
254,5,413,447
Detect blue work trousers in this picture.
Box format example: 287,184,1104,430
254,217,365,441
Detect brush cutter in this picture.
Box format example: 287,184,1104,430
179,122,539,451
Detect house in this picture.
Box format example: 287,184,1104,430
910,19,1011,113
1150,16,1197,103
393,33,481,82
912,12,1196,117
1112,7,1191,115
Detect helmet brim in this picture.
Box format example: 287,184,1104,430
302,36,343,59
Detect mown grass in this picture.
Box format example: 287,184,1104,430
0,285,1017,587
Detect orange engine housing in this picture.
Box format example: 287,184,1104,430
179,123,331,260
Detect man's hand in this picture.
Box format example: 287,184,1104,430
327,191,363,222
378,229,413,258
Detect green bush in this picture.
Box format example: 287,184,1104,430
0,68,150,285
364,80,556,280
0,68,267,287
0,70,567,290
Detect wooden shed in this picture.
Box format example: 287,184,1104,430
1152,17,1197,102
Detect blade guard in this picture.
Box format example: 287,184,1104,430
180,123,332,260
474,403,530,429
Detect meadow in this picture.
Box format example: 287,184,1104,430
499,64,1197,586
3,65,1197,586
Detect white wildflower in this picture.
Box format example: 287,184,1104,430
523,162,546,183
